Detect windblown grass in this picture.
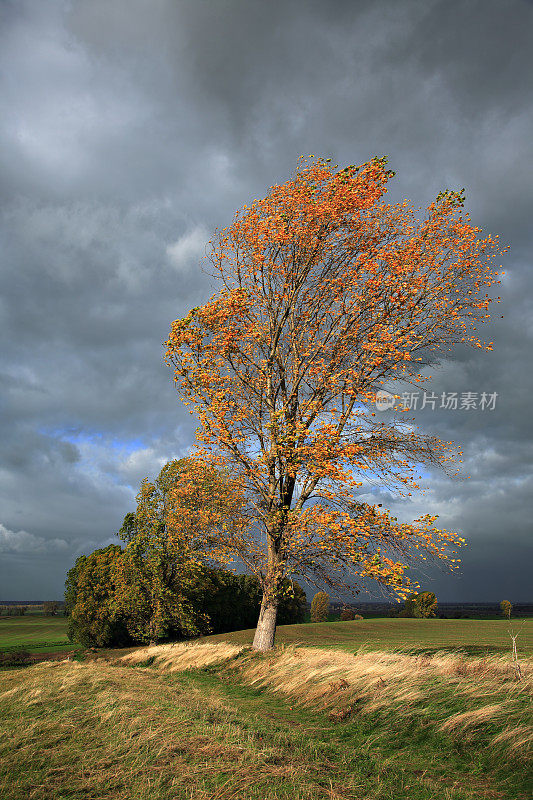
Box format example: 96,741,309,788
118,642,533,762
0,643,531,799
120,640,244,670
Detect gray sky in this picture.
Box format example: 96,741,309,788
1,0,532,601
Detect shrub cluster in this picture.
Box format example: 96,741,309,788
340,607,355,621
339,607,364,621
65,545,307,649
0,649,32,667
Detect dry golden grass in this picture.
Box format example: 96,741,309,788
1,658,316,799
2,643,532,799
115,641,533,760
119,640,244,669
439,704,507,732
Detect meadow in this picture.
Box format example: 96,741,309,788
0,639,531,800
2,614,532,658
0,614,75,655
0,617,532,799
204,617,533,657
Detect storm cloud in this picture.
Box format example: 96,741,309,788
1,0,532,601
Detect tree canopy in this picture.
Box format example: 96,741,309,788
67,545,130,648
113,458,229,643
164,155,505,650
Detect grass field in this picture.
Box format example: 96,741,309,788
203,618,533,657
0,640,531,800
2,614,532,660
0,615,75,654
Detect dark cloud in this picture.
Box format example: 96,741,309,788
0,0,531,600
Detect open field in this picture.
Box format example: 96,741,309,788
0,641,531,800
0,616,75,654
203,618,533,657
2,615,532,661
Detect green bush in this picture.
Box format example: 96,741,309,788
65,546,307,648
0,649,32,667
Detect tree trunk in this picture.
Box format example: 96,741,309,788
252,594,278,652
252,516,283,652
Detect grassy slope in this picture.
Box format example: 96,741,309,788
203,618,533,657
1,642,531,800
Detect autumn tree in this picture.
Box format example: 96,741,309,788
500,600,512,620
117,512,137,543
413,590,438,618
165,155,505,651
310,591,330,622
67,545,131,648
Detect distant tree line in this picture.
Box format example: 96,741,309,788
0,602,62,617
0,606,28,616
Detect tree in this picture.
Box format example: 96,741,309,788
64,556,87,616
165,155,505,651
114,458,249,644
500,600,512,620
43,601,59,616
310,591,330,622
67,545,131,648
413,590,438,618
114,459,307,642
340,606,356,621
65,458,305,648
117,511,138,543
114,461,209,644
401,592,418,618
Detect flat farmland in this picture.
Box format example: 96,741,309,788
2,614,533,660
203,617,533,657
0,616,73,654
